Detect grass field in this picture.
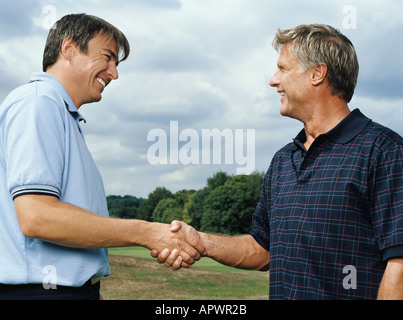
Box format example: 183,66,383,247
100,247,269,300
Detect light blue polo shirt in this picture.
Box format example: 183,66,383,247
0,72,110,286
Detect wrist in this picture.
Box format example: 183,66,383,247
127,220,161,249
199,232,215,258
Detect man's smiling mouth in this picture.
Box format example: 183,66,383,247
97,77,106,87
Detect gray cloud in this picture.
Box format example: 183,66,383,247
1,0,403,197
0,56,23,101
0,0,43,39
354,23,403,100
132,0,182,9
135,40,220,73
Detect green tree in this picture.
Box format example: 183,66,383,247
206,171,230,189
246,171,265,201
186,188,208,230
136,187,173,221
110,207,138,219
152,198,183,223
187,171,231,229
151,189,196,224
107,171,264,234
107,195,144,219
200,173,263,235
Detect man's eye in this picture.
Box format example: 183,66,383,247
104,55,111,61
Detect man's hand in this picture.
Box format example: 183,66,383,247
13,195,205,270
150,220,206,270
152,221,270,272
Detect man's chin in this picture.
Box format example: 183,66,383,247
90,93,103,103
82,96,102,106
280,105,290,117
280,106,300,121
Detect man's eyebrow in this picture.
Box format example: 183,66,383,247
277,63,285,70
103,48,120,67
104,49,118,61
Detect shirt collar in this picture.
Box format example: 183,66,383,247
326,108,371,143
293,109,372,148
29,72,86,123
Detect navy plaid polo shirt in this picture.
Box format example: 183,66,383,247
252,109,403,300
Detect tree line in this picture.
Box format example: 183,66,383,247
107,171,264,235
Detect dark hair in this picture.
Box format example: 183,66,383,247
42,13,130,71
273,24,359,103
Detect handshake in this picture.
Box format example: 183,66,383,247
146,220,270,272
148,220,207,271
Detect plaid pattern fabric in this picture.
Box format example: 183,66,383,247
252,109,403,300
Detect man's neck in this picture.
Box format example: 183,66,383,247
302,100,350,150
46,67,82,109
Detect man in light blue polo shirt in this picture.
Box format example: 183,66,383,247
0,14,205,300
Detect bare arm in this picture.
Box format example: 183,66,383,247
14,195,204,264
377,258,403,300
152,221,270,271
201,233,270,270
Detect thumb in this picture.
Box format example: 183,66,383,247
170,220,182,232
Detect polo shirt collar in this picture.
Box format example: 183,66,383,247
29,72,86,123
293,109,371,148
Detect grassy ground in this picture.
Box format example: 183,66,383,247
100,247,269,300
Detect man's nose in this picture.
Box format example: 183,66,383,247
269,70,280,87
108,62,119,80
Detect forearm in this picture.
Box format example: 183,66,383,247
14,195,175,250
377,258,403,300
200,233,270,271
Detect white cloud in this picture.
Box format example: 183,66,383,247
1,0,403,197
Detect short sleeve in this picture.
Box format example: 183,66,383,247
369,142,403,261
251,168,271,251
3,95,65,199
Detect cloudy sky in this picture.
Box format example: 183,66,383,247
1,0,402,198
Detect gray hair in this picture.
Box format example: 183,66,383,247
272,24,359,103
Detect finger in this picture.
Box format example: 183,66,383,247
178,250,196,265
164,249,179,268
150,249,159,258
170,220,182,232
156,248,170,264
171,256,183,271
181,261,192,268
180,243,202,262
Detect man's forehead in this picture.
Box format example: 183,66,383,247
91,32,118,55
279,42,293,58
277,42,297,66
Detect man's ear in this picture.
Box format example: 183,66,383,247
311,63,327,86
60,38,76,62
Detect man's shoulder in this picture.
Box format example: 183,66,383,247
1,78,66,119
1,82,33,109
363,120,403,148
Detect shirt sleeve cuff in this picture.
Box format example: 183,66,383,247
11,185,60,200
382,246,403,261
251,231,270,251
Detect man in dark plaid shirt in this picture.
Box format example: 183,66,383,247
154,24,403,300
